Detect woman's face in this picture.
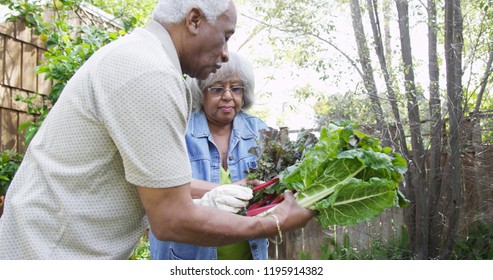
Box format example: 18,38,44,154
202,76,244,127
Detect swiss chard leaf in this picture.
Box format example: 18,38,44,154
280,125,346,191
294,157,365,208
314,177,398,227
246,123,409,227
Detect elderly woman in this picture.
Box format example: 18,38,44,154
149,52,269,260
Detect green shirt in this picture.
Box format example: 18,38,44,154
216,167,253,260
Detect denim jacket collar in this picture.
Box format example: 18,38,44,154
189,110,256,140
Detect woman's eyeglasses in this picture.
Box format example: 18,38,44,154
207,86,245,98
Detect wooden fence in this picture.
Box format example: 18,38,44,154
268,204,405,260
0,17,50,154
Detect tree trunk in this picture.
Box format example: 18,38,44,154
367,0,415,253
396,0,429,259
383,0,393,69
426,0,444,258
366,0,409,156
439,0,464,259
471,47,493,144
349,0,390,146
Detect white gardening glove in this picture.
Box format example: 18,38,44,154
193,184,253,213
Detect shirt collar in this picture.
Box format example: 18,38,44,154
145,20,182,74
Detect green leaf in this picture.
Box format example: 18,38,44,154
17,120,34,133
314,178,398,227
281,125,344,190
295,157,365,208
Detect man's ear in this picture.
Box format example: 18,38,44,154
186,8,203,35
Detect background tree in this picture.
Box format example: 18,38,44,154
427,0,444,259
439,0,464,259
349,0,389,145
395,0,428,259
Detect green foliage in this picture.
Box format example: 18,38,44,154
360,226,414,260
129,235,151,260
14,93,50,145
313,92,375,129
313,225,414,260
280,123,408,227
249,0,337,74
452,221,493,260
0,0,44,28
247,127,318,182
480,116,493,144
459,0,493,118
37,25,122,103
0,0,139,147
88,0,156,31
319,233,360,260
246,127,318,202
311,222,493,260
0,150,23,196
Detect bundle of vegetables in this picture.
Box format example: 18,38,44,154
245,123,409,228
244,127,318,215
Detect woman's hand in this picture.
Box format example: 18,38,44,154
233,178,265,187
193,184,253,213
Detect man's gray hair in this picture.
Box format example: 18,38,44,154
189,52,256,112
153,0,232,24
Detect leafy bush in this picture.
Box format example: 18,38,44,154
452,221,493,260
1,0,128,146
301,225,414,260
0,150,23,197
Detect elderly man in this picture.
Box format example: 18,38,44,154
0,0,314,259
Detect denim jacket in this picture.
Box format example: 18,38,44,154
149,110,269,260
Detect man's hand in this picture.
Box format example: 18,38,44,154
193,184,253,213
272,191,317,231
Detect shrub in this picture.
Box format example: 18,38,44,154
0,150,23,197
452,221,493,260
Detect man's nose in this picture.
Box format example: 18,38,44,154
221,44,229,63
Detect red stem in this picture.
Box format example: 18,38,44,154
248,194,276,211
246,202,281,216
269,194,285,204
252,177,280,192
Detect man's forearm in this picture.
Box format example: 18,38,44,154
154,203,276,246
139,184,312,247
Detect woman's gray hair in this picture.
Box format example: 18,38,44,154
188,52,256,112
152,0,232,24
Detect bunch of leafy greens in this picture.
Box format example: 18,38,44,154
246,127,318,202
246,123,409,228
